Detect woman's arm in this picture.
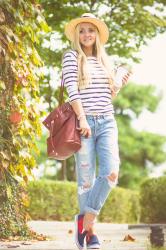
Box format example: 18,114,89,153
62,51,91,137
70,99,91,138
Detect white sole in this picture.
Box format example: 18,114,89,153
87,244,100,249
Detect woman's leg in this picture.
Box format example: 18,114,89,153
83,116,120,227
74,130,96,215
74,117,97,249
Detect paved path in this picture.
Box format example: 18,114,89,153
0,221,165,250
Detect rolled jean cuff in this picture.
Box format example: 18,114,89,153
84,206,100,216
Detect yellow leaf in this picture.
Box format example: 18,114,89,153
123,234,135,242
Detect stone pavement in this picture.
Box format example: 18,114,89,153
0,221,166,250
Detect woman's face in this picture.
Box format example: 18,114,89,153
79,22,96,49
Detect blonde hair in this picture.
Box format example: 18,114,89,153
71,23,115,91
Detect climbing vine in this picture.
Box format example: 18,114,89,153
0,0,49,237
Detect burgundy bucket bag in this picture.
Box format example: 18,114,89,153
42,77,81,160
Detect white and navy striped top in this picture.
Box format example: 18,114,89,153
62,50,114,114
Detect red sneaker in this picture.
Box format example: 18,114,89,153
86,234,100,249
75,214,88,249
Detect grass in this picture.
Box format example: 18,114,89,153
147,246,166,250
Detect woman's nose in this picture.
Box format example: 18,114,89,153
83,31,90,36
84,34,91,39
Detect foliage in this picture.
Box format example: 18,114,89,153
140,176,166,223
114,83,166,188
0,0,49,237
99,186,140,223
0,172,48,240
148,247,166,250
113,83,161,117
0,0,49,181
27,180,139,223
33,133,77,181
0,171,30,238
27,180,78,220
41,0,166,61
34,133,47,165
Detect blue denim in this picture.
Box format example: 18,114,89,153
74,115,120,215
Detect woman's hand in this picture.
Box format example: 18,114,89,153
77,116,91,138
122,72,131,86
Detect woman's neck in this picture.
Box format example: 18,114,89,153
82,47,93,57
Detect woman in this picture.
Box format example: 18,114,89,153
63,13,130,250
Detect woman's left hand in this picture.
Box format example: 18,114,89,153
122,72,131,86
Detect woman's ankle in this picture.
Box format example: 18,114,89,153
83,213,96,231
88,227,95,236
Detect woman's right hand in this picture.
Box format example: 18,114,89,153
77,116,91,138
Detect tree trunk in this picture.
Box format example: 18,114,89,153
61,160,67,180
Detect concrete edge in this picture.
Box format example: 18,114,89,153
28,221,166,230
128,224,166,229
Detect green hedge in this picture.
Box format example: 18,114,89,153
99,187,140,223
27,180,139,223
27,180,78,221
140,176,166,223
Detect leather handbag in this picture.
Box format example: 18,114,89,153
42,76,81,160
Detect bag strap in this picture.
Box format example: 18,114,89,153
59,51,78,106
58,74,65,106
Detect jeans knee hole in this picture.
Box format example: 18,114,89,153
78,183,91,195
80,163,89,168
108,172,118,182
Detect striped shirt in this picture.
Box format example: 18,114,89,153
62,50,114,114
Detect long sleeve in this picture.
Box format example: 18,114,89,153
62,50,81,102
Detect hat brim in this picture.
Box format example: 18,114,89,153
65,17,109,45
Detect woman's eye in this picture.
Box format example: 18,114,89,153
79,29,95,34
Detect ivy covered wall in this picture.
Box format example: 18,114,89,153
0,0,49,238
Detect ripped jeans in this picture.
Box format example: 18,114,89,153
74,115,120,215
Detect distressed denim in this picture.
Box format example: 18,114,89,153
74,115,120,215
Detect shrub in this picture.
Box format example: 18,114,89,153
27,180,139,223
140,176,166,223
99,187,140,223
27,180,78,221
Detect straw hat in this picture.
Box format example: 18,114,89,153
65,13,109,45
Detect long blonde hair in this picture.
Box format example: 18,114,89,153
71,23,115,91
